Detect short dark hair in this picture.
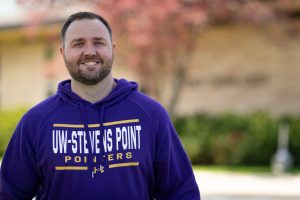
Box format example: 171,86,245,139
61,12,112,45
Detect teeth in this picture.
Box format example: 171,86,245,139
83,62,98,65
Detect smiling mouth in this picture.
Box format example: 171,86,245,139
81,61,100,65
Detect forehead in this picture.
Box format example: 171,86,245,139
64,19,111,42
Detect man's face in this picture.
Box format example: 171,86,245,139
60,19,115,85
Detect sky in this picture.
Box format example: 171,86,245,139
0,0,97,27
0,0,22,16
0,0,25,26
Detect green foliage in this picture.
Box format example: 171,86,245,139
0,108,27,157
289,117,300,166
174,112,300,166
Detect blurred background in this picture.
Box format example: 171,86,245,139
0,0,300,199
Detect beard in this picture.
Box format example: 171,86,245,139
64,53,114,85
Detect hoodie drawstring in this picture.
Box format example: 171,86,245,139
98,103,106,171
78,103,107,178
92,103,107,178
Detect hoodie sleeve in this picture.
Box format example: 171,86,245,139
153,109,200,200
0,114,40,200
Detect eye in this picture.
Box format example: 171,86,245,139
73,42,83,48
95,41,106,46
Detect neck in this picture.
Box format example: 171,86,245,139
71,73,116,103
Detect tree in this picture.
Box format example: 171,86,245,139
18,0,300,116
98,0,208,117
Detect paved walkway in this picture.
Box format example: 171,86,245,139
194,170,300,199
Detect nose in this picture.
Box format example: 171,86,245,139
83,43,97,56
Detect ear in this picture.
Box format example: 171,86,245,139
59,46,64,55
112,42,116,50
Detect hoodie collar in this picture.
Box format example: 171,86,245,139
57,78,138,107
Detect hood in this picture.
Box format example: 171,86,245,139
57,78,138,107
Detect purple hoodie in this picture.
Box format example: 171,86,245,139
0,79,200,200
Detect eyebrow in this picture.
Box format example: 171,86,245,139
94,37,106,41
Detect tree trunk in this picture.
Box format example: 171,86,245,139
167,56,188,118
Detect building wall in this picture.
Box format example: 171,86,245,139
0,40,46,108
175,24,300,116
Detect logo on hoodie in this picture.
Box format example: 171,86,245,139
51,119,142,177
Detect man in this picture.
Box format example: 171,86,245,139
0,12,200,200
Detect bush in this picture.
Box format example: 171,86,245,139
0,108,27,157
288,117,300,166
174,112,300,166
